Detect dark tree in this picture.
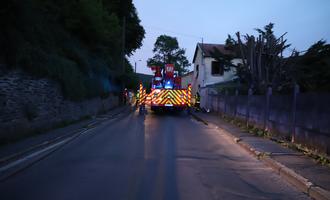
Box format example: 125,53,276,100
0,0,145,99
147,35,190,75
292,40,330,92
211,23,293,93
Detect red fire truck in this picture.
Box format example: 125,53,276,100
138,64,191,111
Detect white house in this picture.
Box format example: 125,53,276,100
191,43,241,108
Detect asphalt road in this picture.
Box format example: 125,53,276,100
0,109,309,200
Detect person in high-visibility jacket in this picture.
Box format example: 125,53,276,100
135,91,140,107
195,92,200,110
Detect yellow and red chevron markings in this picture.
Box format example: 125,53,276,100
187,84,192,107
138,83,146,106
138,84,192,108
157,90,185,105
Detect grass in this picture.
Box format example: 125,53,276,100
220,113,330,167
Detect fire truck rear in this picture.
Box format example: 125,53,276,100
138,64,191,112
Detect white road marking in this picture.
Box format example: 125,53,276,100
0,115,121,174
0,137,71,173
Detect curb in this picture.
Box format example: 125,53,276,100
0,106,130,166
0,131,82,181
0,129,83,166
190,112,330,200
190,112,208,125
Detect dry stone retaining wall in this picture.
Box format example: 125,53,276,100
0,70,119,141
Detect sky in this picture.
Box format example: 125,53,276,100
129,0,330,75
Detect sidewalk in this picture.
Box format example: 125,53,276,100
0,105,131,162
191,111,330,200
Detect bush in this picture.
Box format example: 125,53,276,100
46,55,86,100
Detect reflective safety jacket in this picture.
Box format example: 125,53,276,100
195,93,200,103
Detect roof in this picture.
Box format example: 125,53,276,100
192,43,234,63
136,73,153,82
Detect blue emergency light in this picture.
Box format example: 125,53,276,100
164,79,173,89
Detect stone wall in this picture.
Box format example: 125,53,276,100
0,70,119,141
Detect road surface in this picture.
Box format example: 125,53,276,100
0,109,309,200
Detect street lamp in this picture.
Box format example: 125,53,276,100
134,59,141,73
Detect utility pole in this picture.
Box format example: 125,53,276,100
122,17,126,75
121,16,126,105
134,62,136,73
135,60,141,73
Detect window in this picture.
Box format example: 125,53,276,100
195,64,199,78
211,61,224,76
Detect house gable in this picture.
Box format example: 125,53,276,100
192,43,239,91
192,43,234,64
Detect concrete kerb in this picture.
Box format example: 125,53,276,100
189,112,330,200
0,106,131,167
189,112,208,125
310,186,330,200
0,128,84,166
0,130,83,181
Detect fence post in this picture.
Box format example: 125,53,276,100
246,88,253,127
207,88,211,112
211,93,214,112
216,93,219,114
210,93,213,112
235,89,239,117
263,87,272,131
291,84,300,143
206,88,210,111
224,90,228,116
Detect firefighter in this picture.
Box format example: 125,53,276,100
194,92,200,111
135,91,140,108
123,88,128,104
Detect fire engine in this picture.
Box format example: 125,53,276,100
138,64,191,112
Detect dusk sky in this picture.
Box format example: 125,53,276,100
129,0,330,74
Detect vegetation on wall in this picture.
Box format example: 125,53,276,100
0,0,145,100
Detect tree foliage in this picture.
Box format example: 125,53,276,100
0,0,145,100
292,40,330,92
212,23,293,93
147,35,190,75
211,23,330,93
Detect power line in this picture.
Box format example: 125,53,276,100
144,25,203,40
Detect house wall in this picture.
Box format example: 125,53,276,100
192,45,239,95
203,57,236,86
192,48,203,94
181,73,193,88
